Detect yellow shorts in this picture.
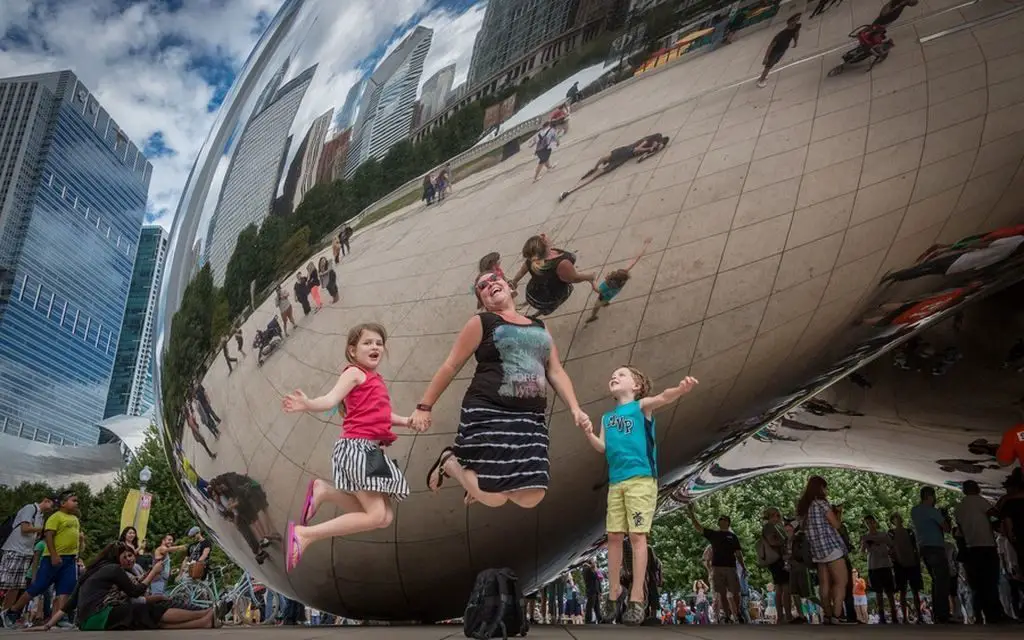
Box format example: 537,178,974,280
606,476,658,534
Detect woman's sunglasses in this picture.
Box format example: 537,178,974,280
476,273,502,291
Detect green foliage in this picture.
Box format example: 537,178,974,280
160,264,215,427
0,425,238,582
651,468,959,597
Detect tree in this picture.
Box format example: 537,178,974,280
650,468,958,597
160,264,215,427
223,224,261,318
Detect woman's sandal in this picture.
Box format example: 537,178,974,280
426,447,454,492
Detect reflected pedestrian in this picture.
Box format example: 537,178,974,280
758,14,801,88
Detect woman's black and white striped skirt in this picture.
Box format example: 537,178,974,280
452,405,549,493
331,438,409,501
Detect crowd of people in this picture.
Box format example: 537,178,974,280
0,490,239,631
523,468,1024,627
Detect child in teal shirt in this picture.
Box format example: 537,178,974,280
583,367,698,624
586,239,650,323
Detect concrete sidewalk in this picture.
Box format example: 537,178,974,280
0,623,1011,639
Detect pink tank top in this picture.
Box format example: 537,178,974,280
340,365,395,445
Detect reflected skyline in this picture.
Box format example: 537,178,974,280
154,0,1024,623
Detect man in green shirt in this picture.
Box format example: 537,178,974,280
4,491,83,627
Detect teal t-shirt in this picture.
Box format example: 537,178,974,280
602,400,657,484
598,281,622,302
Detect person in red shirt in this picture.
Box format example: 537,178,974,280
997,424,1024,467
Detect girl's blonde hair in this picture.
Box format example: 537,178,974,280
345,323,387,364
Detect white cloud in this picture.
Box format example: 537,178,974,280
0,0,486,234
0,0,283,230
419,2,487,91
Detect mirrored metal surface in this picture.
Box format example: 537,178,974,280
156,0,1024,620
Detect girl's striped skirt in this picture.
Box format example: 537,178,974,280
331,438,409,500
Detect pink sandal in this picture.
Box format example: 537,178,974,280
284,521,302,573
300,479,317,526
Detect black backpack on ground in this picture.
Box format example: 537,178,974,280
0,504,37,548
463,568,528,639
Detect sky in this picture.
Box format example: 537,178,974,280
0,0,487,230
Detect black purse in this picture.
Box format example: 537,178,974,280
364,447,393,479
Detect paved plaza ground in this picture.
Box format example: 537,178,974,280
0,624,1017,639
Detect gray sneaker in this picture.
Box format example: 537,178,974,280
622,601,645,626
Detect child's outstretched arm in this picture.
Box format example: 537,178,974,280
623,238,652,273
640,376,699,415
282,367,364,413
582,420,605,453
391,413,410,428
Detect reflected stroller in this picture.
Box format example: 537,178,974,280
828,24,894,76
252,317,283,367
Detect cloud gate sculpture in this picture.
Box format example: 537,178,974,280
155,0,1024,621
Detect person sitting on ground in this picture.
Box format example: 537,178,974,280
27,542,219,632
550,102,571,137
558,135,670,202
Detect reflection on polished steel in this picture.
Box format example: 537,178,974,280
155,0,1024,621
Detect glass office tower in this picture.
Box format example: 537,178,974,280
0,71,151,445
104,225,168,419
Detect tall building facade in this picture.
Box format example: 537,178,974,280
337,78,366,131
317,129,351,185
467,0,575,87
104,225,167,419
0,71,151,445
204,63,317,285
292,108,334,211
420,63,456,123
345,27,432,177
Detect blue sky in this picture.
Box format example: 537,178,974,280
0,0,486,228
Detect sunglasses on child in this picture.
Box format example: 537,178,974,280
476,273,504,291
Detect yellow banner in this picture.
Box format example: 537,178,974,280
120,489,153,542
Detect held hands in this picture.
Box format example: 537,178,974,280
409,409,431,432
572,408,592,432
281,390,309,413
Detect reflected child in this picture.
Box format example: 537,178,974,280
280,323,413,573
586,239,651,323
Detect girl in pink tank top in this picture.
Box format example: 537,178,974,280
280,323,414,572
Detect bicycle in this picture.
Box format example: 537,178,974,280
169,565,277,625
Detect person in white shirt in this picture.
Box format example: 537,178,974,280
0,495,54,615
954,480,1007,623
529,122,559,182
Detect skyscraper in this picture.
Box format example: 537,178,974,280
204,63,317,285
420,63,456,123
317,129,351,185
0,70,151,445
337,78,367,131
292,108,334,211
467,0,575,87
104,225,168,419
345,27,433,176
